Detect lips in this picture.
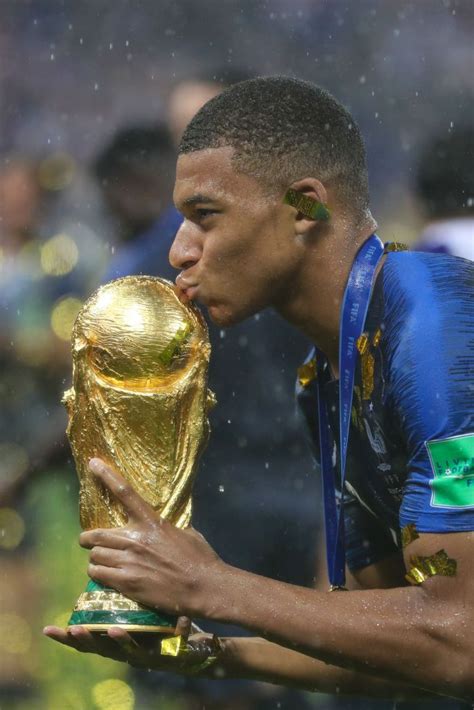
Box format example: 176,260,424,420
175,273,199,303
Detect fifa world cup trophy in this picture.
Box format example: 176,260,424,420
62,276,212,633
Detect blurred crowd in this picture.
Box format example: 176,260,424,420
0,1,473,709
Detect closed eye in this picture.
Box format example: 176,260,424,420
196,208,218,219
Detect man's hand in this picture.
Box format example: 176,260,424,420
79,458,225,617
43,617,220,674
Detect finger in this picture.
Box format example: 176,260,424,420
107,627,142,655
190,621,204,635
80,529,132,550
67,626,128,660
174,616,192,641
89,546,127,568
43,625,84,651
107,628,161,666
43,625,115,657
89,458,154,522
87,563,124,589
68,625,103,653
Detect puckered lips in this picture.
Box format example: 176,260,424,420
175,273,199,303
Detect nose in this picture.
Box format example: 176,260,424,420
169,221,202,270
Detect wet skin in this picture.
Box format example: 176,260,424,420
45,149,474,700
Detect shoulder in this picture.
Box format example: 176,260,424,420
380,252,473,364
381,251,472,317
378,251,473,437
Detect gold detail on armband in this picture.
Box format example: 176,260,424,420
297,357,317,388
384,242,408,253
283,189,331,221
401,523,420,548
405,549,457,586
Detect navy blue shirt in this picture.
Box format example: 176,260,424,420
298,251,474,571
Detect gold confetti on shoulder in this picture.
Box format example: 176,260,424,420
401,523,420,548
356,332,374,400
297,357,317,388
384,242,408,253
405,549,457,585
356,333,369,355
372,328,382,347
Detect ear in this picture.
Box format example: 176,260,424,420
284,177,330,236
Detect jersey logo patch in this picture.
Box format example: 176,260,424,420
426,433,474,509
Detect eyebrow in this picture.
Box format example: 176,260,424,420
182,194,216,207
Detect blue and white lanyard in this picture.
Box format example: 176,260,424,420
316,234,385,589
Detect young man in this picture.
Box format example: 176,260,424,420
45,77,474,702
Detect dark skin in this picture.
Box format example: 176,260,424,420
45,147,474,700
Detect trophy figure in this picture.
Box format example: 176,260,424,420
63,276,212,633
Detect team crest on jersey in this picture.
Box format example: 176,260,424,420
426,433,474,509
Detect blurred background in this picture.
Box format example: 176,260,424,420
0,1,472,709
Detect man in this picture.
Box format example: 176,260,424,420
45,77,474,702
95,118,318,710
412,126,474,260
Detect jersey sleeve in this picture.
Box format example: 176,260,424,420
383,253,474,533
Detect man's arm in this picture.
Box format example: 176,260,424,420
213,635,438,699
203,531,472,700
74,461,474,701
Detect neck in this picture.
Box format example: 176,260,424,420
276,212,377,376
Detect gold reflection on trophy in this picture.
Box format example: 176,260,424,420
63,276,213,532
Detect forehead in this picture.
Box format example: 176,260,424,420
174,146,264,206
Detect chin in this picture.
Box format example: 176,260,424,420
207,303,245,328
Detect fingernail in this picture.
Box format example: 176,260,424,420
89,458,104,474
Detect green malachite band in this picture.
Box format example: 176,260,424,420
68,609,175,627
68,579,176,629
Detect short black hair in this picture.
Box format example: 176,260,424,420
416,127,474,220
179,76,369,215
94,124,175,186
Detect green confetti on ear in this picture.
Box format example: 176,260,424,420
284,188,331,221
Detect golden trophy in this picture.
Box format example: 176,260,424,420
63,276,212,633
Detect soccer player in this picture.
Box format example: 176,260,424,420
45,77,474,702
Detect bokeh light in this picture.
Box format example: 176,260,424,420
40,234,79,277
91,679,135,710
38,152,76,191
14,326,52,366
50,296,83,341
0,508,26,550
0,443,29,487
0,614,32,655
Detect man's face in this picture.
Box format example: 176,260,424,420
170,146,302,326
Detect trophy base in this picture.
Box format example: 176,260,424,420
67,580,176,634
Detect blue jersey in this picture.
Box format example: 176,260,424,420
298,251,474,571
